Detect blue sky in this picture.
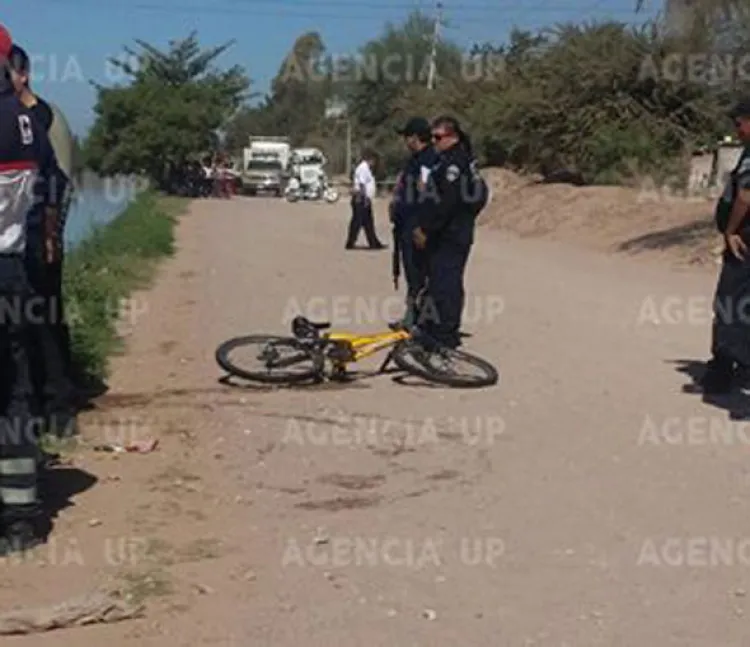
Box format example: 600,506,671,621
4,0,658,135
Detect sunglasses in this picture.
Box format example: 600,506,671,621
432,132,448,141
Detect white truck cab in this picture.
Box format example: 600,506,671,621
290,147,327,187
242,136,292,196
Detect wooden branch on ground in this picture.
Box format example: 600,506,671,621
0,588,144,636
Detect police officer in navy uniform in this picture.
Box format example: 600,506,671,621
8,44,76,437
413,116,487,357
701,99,750,393
0,24,65,554
390,117,438,328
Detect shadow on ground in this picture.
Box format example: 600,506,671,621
40,466,98,520
217,372,383,391
618,219,713,254
671,358,750,419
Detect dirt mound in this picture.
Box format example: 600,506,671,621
481,168,721,266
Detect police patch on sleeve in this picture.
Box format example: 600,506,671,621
445,164,460,182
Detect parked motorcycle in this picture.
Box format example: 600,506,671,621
284,176,339,203
323,183,340,203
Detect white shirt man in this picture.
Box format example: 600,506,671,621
353,158,376,201
345,152,385,249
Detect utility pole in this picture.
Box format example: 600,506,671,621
324,97,352,178
426,1,443,90
345,119,352,178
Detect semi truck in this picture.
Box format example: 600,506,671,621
241,136,292,196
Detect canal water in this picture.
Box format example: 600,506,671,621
65,171,140,249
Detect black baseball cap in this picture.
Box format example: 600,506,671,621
729,99,750,119
395,117,430,137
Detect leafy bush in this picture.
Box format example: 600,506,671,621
226,14,743,183
63,192,185,378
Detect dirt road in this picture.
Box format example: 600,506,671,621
2,196,748,646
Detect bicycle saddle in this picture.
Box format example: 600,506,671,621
292,316,331,338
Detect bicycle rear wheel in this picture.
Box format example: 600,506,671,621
393,341,498,388
216,335,323,384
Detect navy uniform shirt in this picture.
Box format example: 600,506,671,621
417,142,476,245
716,146,750,235
24,96,69,251
392,146,438,229
29,97,53,132
0,85,62,256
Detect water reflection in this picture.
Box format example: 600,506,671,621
65,171,142,249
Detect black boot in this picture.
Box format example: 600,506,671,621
0,516,50,557
701,354,736,395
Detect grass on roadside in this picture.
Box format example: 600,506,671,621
63,192,188,379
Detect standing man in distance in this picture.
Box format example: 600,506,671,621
8,44,77,436
345,149,386,250
390,117,437,328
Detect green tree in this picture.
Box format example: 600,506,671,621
227,6,747,184
267,32,328,144
460,21,723,181
84,32,250,187
224,32,329,155
343,11,463,172
224,100,281,152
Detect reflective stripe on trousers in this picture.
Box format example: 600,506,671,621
0,458,37,505
0,255,41,515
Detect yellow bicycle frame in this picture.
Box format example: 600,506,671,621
324,329,410,363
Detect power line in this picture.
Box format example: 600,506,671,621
35,0,648,20
225,0,635,11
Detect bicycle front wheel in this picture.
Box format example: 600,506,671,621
215,335,323,384
393,341,498,388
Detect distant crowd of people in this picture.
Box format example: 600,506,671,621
201,153,237,198
168,153,237,198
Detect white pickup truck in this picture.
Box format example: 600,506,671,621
242,136,291,196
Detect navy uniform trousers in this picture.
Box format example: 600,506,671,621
422,231,472,350
399,216,427,323
0,255,41,523
24,223,74,437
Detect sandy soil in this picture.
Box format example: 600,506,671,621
482,169,723,268
1,192,748,646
